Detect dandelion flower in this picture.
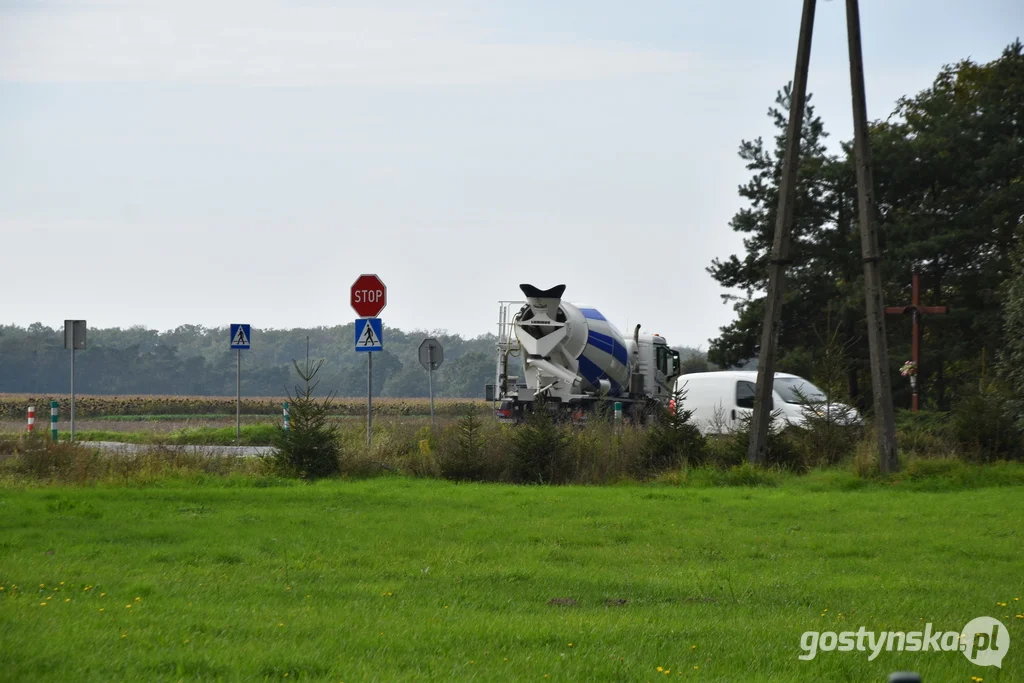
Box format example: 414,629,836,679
121,633,126,639
691,645,697,650
99,609,104,612
40,584,45,588
60,582,64,586
568,643,573,647
657,667,664,672
40,602,47,607
65,598,71,603
134,597,141,602
279,623,284,627
100,593,106,597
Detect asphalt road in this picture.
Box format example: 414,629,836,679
81,441,275,458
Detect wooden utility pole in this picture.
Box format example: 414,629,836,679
748,0,818,465
845,0,899,472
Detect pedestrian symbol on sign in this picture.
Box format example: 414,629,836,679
230,323,251,350
360,324,379,347
354,318,383,353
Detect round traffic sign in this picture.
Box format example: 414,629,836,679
351,274,387,318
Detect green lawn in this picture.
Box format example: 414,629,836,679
1,477,1021,682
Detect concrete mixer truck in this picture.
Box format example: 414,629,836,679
486,284,681,423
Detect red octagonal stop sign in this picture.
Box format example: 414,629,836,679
351,274,387,317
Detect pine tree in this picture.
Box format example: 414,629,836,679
270,356,340,479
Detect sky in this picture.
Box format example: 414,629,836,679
2,0,1021,349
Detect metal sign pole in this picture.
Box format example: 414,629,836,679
367,351,373,447
427,347,435,429
236,348,241,438
70,348,76,442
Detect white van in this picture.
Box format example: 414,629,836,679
673,371,861,435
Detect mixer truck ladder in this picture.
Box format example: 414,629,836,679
493,300,525,404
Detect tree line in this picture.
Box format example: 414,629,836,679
708,40,1024,418
0,322,708,399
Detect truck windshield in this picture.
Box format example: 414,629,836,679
774,377,827,404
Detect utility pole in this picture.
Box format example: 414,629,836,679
845,0,899,472
748,0,818,465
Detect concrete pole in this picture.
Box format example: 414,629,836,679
845,0,899,472
748,0,818,465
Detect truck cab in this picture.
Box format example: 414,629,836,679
632,332,680,401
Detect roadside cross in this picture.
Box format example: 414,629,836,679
885,272,949,412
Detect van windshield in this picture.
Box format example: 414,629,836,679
774,377,827,404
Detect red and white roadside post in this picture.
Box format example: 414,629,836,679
26,405,35,432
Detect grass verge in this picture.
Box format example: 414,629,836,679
0,477,1021,682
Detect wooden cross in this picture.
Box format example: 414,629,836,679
885,272,949,412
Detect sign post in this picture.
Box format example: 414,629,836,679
230,324,251,438
354,317,384,446
418,338,444,429
352,275,387,448
64,320,86,441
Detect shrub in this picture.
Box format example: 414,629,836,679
784,323,861,467
268,358,340,479
510,399,571,484
436,407,490,481
640,388,706,475
951,380,1022,462
893,410,958,459
709,411,807,471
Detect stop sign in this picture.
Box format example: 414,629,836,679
351,274,387,317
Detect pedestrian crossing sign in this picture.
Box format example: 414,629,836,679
354,318,383,352
230,324,251,350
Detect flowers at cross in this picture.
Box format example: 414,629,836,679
900,360,917,377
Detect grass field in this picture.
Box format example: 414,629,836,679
1,476,1021,682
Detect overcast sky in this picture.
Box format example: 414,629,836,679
2,0,1020,348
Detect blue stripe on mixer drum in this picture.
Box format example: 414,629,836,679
587,330,628,367
577,356,621,396
578,308,607,321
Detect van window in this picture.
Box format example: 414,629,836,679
736,381,773,409
736,381,755,408
774,377,827,404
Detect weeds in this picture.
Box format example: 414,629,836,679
0,432,260,484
